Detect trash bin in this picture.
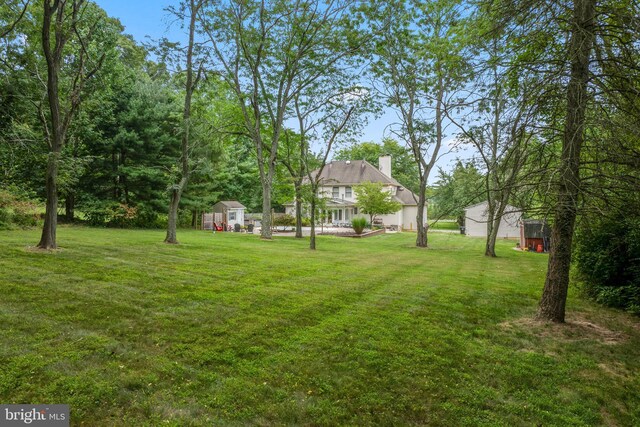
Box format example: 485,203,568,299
460,226,466,235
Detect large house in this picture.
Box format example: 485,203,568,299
285,155,426,230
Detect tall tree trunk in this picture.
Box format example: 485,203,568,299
165,0,200,244
416,177,428,247
65,192,75,222
38,1,64,250
485,200,505,258
537,0,596,323
309,197,317,250
38,152,60,249
260,173,273,239
294,180,303,238
165,180,185,244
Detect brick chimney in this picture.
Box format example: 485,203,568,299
378,155,392,178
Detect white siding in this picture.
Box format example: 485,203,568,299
378,211,402,228
464,202,521,238
227,208,244,227
402,206,426,231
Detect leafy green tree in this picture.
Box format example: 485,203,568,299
353,181,401,226
365,0,470,248
201,0,361,240
430,161,484,225
485,0,639,321
0,0,30,38
79,71,181,218
162,0,208,244
37,0,118,248
447,7,541,257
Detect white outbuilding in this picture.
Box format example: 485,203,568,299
463,201,521,238
212,201,246,228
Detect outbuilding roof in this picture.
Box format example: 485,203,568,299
215,201,246,209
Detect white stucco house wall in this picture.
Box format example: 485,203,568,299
463,201,521,238
285,155,426,230
212,201,246,228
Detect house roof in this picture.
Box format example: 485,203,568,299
298,159,420,207
394,187,418,205
311,160,403,187
215,201,246,209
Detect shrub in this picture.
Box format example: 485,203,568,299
83,202,166,229
0,207,12,229
351,217,367,234
0,189,39,229
575,216,640,315
273,214,296,227
178,209,193,228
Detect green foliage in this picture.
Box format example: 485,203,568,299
575,216,640,315
430,162,485,225
273,214,296,227
353,181,401,223
0,188,39,229
83,201,166,229
351,217,367,234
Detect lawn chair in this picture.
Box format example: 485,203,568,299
234,223,241,232
213,222,224,232
247,224,254,233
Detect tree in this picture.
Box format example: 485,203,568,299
536,0,597,322
201,0,359,240
163,0,207,244
447,9,541,257
353,181,401,227
366,0,470,248
278,130,307,238
78,71,181,222
0,0,30,39
430,161,484,225
299,92,365,250
37,0,112,248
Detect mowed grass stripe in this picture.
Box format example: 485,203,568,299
0,227,638,425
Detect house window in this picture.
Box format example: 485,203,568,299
354,207,358,215
332,186,339,198
345,186,352,198
228,211,236,221
345,209,350,220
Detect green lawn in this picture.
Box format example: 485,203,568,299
428,220,460,231
1,228,638,425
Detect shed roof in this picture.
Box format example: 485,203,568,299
215,201,246,209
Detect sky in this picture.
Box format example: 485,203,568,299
94,0,469,181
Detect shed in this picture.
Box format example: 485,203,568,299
463,201,521,238
520,219,551,252
212,201,246,228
